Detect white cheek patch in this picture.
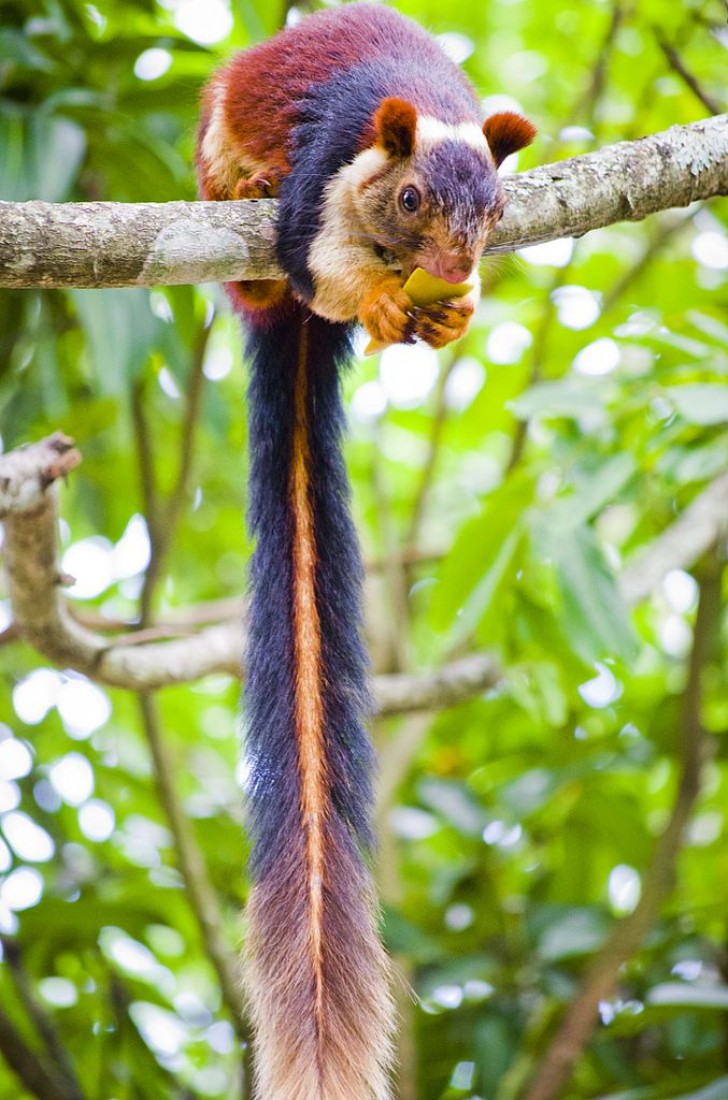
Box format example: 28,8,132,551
416,116,490,157
307,147,391,322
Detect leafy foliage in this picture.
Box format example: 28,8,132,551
1,0,727,1098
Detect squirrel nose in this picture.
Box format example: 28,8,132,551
426,253,474,284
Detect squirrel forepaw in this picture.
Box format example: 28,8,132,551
412,298,475,350
359,278,415,347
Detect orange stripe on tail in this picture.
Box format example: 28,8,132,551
290,321,328,1044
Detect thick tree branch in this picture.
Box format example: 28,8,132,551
3,437,728,709
0,436,499,710
0,116,726,289
524,549,724,1100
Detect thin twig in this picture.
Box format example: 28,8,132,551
580,2,632,131
655,30,723,116
1,938,83,1094
523,548,724,1100
406,352,458,551
369,421,410,673
505,264,571,475
601,210,692,314
136,315,213,625
137,693,251,1094
0,1002,84,1100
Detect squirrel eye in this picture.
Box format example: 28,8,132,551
399,186,420,214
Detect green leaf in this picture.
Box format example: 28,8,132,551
71,289,161,392
536,906,610,961
548,452,637,532
511,377,609,424
666,384,728,426
647,983,728,1010
552,526,637,664
429,473,534,642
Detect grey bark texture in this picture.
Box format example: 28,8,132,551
2,436,727,711
0,115,726,289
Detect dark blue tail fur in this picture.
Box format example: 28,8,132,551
244,301,375,877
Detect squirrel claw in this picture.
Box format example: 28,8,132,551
234,170,281,200
412,298,474,350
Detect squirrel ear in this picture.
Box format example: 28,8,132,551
373,97,418,158
483,112,537,167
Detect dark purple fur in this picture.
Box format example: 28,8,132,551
244,303,374,879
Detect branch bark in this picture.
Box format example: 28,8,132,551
3,436,728,710
0,116,726,289
0,435,500,711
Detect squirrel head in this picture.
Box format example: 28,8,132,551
354,98,535,283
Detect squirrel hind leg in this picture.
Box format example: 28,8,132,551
226,278,290,314
234,167,283,200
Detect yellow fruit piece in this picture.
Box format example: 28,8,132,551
364,267,473,356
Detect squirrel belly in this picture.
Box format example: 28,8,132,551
197,5,535,1099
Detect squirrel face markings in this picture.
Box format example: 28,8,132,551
353,110,501,286
309,107,508,323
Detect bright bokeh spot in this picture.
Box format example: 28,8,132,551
158,366,181,399
0,737,33,780
0,837,11,872
174,0,232,45
578,663,621,707
663,569,698,614
12,668,63,724
130,1002,187,1055
49,753,95,806
437,32,474,63
1,866,44,911
78,799,115,842
112,515,151,579
57,678,111,739
444,356,486,411
519,238,574,267
486,321,532,364
134,48,172,81
573,337,620,376
431,984,463,1009
0,781,21,813
692,231,728,270
203,346,233,382
206,1019,235,1054
2,811,55,862
608,864,641,915
351,380,387,421
39,977,79,1007
379,343,439,409
552,285,601,330
660,614,692,659
62,538,114,599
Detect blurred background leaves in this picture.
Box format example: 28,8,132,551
0,0,728,1098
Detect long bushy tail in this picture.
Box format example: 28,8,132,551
243,300,394,1100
